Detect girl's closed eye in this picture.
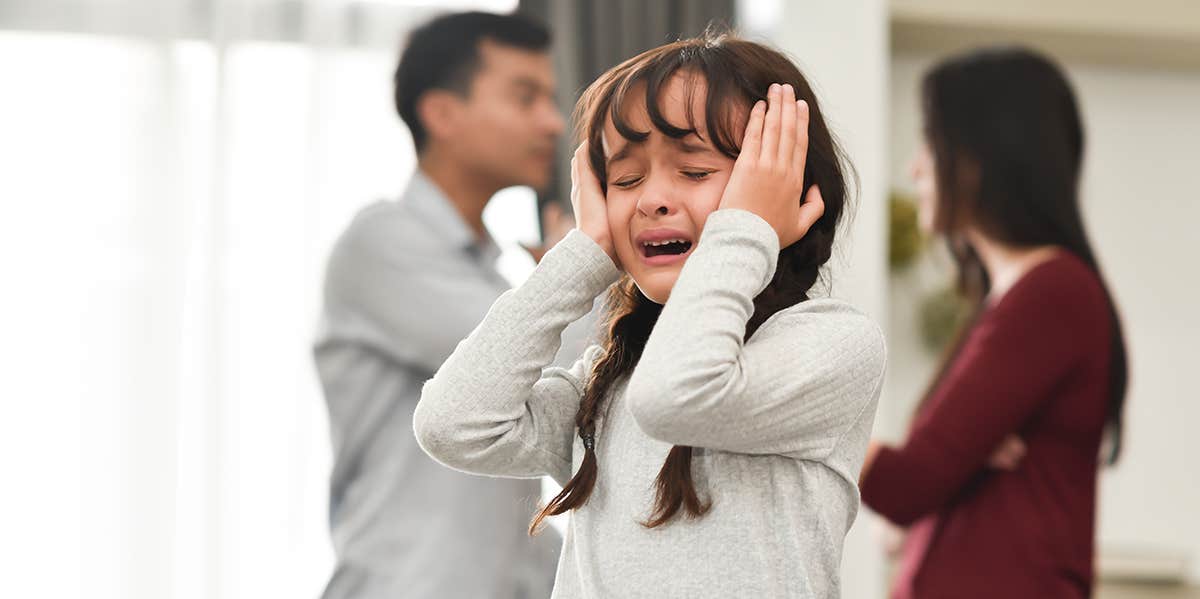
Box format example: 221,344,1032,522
611,175,643,189
610,169,716,188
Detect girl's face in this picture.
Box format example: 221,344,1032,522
601,74,744,304
910,141,939,234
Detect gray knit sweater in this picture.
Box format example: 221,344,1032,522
414,209,887,598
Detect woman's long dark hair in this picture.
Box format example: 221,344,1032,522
528,32,852,533
920,47,1128,465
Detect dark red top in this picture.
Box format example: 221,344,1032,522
861,253,1113,599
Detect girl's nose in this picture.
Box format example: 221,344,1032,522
636,181,677,217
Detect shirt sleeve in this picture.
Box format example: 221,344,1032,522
624,209,887,460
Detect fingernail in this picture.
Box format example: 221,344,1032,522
783,83,793,93
769,83,781,93
798,99,808,112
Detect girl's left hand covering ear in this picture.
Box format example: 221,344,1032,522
718,82,825,248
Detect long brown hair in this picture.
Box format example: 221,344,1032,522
919,47,1128,464
529,32,852,533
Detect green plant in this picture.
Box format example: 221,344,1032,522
889,191,923,271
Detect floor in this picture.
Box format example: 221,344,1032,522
1098,583,1200,599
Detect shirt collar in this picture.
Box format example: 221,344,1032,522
403,169,502,264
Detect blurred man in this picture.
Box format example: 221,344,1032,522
315,12,572,599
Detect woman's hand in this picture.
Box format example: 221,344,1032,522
569,142,619,265
987,434,1027,471
718,83,825,248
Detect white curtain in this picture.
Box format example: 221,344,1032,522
0,1,539,597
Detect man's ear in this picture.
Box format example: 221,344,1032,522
416,89,462,144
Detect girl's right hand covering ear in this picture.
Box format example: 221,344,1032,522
570,142,620,266
718,83,825,249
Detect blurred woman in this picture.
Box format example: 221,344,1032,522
859,47,1128,599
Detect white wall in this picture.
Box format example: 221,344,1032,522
890,0,1200,39
886,51,1200,582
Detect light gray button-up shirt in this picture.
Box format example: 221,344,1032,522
315,171,566,599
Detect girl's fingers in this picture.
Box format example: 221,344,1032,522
797,184,826,235
740,99,766,159
570,142,584,184
777,84,797,167
573,141,604,191
759,83,782,164
793,100,810,175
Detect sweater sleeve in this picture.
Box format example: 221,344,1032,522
625,209,887,460
413,230,621,486
860,260,1102,525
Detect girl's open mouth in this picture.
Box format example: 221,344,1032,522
639,238,694,266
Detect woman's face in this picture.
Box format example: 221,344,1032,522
910,141,939,234
601,74,744,304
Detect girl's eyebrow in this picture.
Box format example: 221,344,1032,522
606,140,638,166
605,133,712,167
672,136,714,155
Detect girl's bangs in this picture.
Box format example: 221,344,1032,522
581,41,753,182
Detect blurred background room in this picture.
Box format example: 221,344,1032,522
2,0,1195,597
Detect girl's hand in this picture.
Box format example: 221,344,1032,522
569,142,619,265
718,83,825,248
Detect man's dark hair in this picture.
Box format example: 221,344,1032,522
394,11,552,153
